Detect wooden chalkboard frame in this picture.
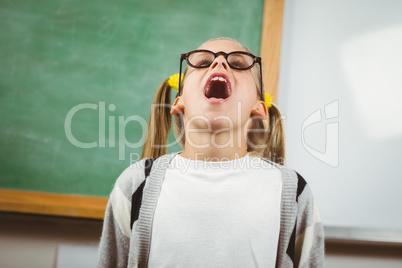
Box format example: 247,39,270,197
0,189,107,219
0,0,284,220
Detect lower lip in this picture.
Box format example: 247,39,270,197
204,96,230,104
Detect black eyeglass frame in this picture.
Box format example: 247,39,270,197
178,49,265,101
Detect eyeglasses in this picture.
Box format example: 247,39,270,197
178,49,264,100
182,50,260,70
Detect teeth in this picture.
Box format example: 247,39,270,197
211,76,227,82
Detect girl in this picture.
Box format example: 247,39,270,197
98,37,325,268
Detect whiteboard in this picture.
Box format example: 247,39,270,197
277,0,402,241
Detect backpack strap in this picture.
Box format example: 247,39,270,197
130,158,155,230
285,171,307,263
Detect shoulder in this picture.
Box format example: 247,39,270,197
294,171,310,202
112,158,148,201
260,157,314,200
114,153,178,198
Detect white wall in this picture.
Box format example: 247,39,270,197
278,0,402,232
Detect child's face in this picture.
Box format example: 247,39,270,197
173,39,267,136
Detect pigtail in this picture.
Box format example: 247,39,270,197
141,79,172,159
263,104,285,165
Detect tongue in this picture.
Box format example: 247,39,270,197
206,82,228,99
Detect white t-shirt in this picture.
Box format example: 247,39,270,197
148,154,282,267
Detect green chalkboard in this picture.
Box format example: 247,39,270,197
0,0,263,197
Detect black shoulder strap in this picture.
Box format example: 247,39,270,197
130,158,155,230
286,171,307,263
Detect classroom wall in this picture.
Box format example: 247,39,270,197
0,213,101,268
1,212,402,268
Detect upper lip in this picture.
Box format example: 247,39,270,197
204,72,232,99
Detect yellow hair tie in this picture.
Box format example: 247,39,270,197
265,92,273,109
167,73,183,90
168,74,272,109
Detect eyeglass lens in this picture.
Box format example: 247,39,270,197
188,51,254,70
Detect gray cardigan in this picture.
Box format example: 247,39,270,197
98,153,325,268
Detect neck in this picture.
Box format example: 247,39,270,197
180,128,248,161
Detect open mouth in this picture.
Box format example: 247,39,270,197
204,74,231,102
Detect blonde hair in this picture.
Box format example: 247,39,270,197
142,37,285,165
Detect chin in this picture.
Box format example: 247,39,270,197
208,113,240,132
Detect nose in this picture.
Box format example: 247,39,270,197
210,55,229,70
